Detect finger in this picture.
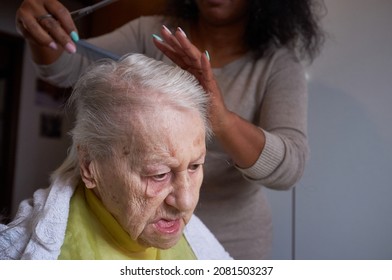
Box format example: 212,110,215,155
39,16,76,53
200,53,217,92
160,25,201,70
174,27,202,68
16,0,77,53
152,36,189,69
41,1,78,52
44,0,77,36
162,27,205,78
160,25,189,61
200,53,228,127
16,4,57,49
160,25,183,51
158,26,204,78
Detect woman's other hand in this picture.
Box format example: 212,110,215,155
153,25,229,134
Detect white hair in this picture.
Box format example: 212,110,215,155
51,54,211,185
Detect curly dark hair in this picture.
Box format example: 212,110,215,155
165,0,326,62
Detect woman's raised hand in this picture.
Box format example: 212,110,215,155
16,0,77,54
153,25,230,132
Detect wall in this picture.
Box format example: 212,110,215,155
266,0,392,260
295,0,392,259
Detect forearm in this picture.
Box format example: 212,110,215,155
214,110,266,169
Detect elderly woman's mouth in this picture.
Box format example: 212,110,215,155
154,219,181,234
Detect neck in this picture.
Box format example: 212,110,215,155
85,187,150,253
190,20,248,68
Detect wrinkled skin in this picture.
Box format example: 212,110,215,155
80,106,206,249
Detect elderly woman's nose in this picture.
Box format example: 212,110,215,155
165,173,196,211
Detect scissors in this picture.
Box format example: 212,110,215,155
70,0,119,21
69,0,121,61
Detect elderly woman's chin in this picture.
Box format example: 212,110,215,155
138,220,185,249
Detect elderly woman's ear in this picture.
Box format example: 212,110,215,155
77,145,97,189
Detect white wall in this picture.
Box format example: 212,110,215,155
296,0,392,259
267,0,392,259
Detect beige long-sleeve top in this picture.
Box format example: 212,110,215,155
36,16,309,259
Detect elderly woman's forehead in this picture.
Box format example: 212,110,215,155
129,103,200,126
118,106,204,150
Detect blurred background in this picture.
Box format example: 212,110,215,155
0,0,391,259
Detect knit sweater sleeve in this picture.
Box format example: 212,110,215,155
236,49,309,190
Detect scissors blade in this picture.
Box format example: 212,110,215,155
70,0,119,21
74,39,121,61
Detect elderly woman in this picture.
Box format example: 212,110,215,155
0,54,231,260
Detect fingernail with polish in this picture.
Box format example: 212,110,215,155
177,27,187,37
162,25,172,34
70,31,79,42
205,50,210,61
152,34,164,42
49,42,58,50
65,42,76,54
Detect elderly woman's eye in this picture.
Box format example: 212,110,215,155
189,164,203,172
152,173,169,181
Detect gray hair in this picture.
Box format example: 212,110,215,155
51,53,210,185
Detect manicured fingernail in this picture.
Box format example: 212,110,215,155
70,31,79,42
48,42,58,50
177,27,187,37
65,42,76,53
162,25,172,34
152,34,163,42
205,50,210,61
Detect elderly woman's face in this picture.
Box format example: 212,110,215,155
92,107,206,249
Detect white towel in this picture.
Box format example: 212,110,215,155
0,180,75,260
0,180,231,260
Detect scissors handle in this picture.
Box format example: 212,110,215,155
70,0,119,21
